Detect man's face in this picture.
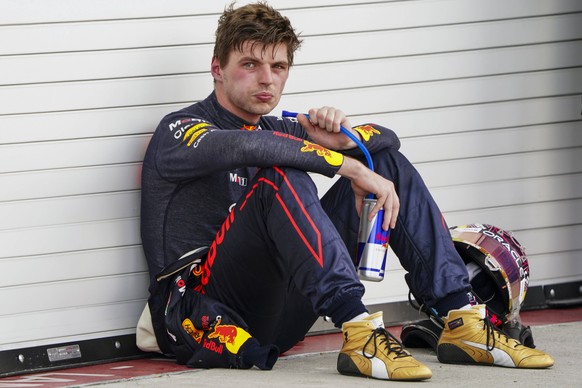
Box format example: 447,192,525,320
211,41,290,123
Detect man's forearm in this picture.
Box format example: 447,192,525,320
337,156,367,181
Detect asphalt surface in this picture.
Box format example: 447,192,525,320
80,321,581,388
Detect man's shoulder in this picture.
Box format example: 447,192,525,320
160,101,208,124
156,98,217,135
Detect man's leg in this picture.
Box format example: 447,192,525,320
201,166,433,380
201,166,366,353
321,147,471,311
322,148,553,369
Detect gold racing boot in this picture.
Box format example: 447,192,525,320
438,305,554,368
337,312,432,381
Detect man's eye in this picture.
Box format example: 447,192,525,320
244,62,255,69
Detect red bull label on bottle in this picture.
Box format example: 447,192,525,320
356,198,389,281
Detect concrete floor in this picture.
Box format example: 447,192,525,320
84,321,581,388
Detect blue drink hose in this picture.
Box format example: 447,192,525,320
281,110,374,172
282,111,389,278
282,110,375,199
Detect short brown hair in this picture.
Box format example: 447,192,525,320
213,2,302,67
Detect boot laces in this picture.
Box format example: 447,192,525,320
483,315,521,351
364,327,410,359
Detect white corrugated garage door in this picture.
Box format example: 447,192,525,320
0,0,580,375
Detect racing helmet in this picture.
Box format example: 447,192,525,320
449,223,529,323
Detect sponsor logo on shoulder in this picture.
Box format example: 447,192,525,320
183,122,211,146
168,118,214,145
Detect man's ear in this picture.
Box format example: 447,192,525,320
211,57,222,82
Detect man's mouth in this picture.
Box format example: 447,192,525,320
254,92,274,102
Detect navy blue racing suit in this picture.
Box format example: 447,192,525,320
140,91,471,356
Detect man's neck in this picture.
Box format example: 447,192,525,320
214,88,261,124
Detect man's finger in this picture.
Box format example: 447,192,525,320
369,196,383,221
296,113,312,129
380,198,392,231
389,194,400,229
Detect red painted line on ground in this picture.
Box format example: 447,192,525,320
0,358,189,388
520,306,582,326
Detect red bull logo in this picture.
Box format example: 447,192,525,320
300,141,343,166
353,125,380,141
208,324,252,354
203,338,224,354
209,325,238,344
241,125,257,131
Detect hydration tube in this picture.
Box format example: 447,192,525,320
282,110,375,199
282,110,374,171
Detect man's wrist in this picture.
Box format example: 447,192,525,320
337,156,364,179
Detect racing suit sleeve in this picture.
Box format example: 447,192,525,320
340,123,401,158
268,116,400,157
151,116,343,181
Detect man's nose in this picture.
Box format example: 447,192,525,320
257,65,273,84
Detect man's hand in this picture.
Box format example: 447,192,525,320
338,156,399,230
295,106,397,228
296,106,361,150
